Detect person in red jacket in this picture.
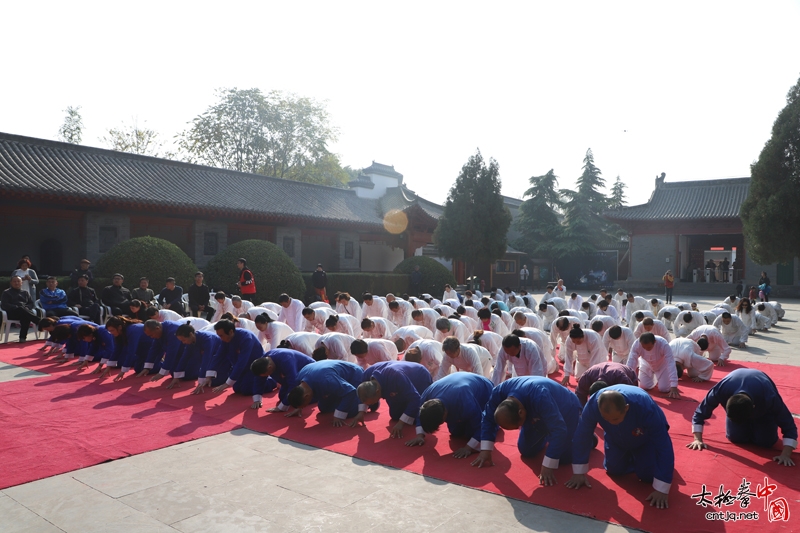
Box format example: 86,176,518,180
236,258,257,301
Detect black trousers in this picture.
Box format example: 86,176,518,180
190,305,215,321
4,307,41,339
45,308,79,318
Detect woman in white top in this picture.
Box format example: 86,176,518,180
12,259,38,300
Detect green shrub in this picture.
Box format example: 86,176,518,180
393,256,456,297
204,240,305,304
94,237,197,290
302,273,409,303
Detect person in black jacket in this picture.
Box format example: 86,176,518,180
157,277,185,315
1,276,41,342
410,265,423,297
188,271,213,320
69,259,94,287
312,264,328,303
68,274,101,323
102,274,133,317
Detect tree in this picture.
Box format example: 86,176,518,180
555,149,610,258
433,150,512,278
609,176,627,209
742,74,800,264
58,106,83,144
514,169,563,260
177,88,348,187
102,119,168,157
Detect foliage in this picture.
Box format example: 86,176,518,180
57,106,83,144
555,149,612,259
203,239,305,304
514,169,563,260
101,119,170,157
609,176,627,209
177,88,348,187
433,150,512,275
301,273,410,303
94,237,197,289
742,74,800,264
393,256,457,297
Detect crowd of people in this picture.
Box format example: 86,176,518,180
3,262,797,511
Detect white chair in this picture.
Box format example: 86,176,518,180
1,309,41,343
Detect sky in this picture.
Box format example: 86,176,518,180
2,1,799,207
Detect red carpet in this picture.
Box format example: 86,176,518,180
1,342,798,533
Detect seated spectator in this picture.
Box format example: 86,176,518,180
102,274,133,317
157,277,186,316
69,259,93,287
68,274,101,324
188,271,213,320
1,276,41,342
131,277,156,307
39,276,78,318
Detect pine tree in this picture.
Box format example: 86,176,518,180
741,74,800,263
609,176,627,209
555,149,609,258
514,169,563,260
57,106,83,144
434,150,512,277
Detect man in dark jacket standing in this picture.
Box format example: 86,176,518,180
312,263,328,303
1,276,41,342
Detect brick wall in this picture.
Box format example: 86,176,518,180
630,234,674,280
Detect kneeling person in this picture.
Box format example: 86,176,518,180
286,359,364,427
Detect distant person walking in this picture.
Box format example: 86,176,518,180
519,264,530,292
236,258,256,302
312,264,328,303
662,270,674,304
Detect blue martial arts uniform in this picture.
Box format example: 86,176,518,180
144,321,183,372
44,315,84,347
481,377,582,468
293,360,364,419
62,319,94,358
171,329,220,380
416,372,493,449
264,348,315,411
359,361,432,424
116,323,157,373
204,328,273,401
572,384,674,494
79,325,115,364
692,368,798,449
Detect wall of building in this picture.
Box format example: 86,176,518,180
86,212,131,265
356,173,399,199
193,221,228,268
361,243,404,271
275,227,302,269
630,234,675,280
338,231,361,271
301,233,336,271
130,216,193,259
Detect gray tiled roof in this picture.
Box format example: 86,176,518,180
604,177,750,222
0,132,387,229
379,186,443,221
363,162,403,182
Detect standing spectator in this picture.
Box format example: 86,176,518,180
132,277,156,308
69,259,94,287
720,257,730,283
102,274,133,317
735,279,744,299
410,265,423,297
1,276,41,342
68,274,102,324
236,258,256,301
519,264,530,292
705,259,717,282
312,263,328,302
39,276,78,318
157,277,186,316
188,271,213,320
758,271,771,302
662,270,674,304
12,259,38,301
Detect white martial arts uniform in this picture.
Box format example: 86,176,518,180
626,336,678,393
412,308,441,333
246,307,279,322
362,317,396,339
259,302,285,315
353,338,398,369
309,301,332,310
656,305,683,331
537,305,559,332
590,315,618,337
713,314,749,345
231,300,253,316
548,297,568,312
442,287,459,303
437,343,492,379
303,307,336,333
566,309,590,325
669,338,714,381
315,332,357,362
157,309,183,322
516,327,558,374
361,299,388,320
602,326,636,364
673,311,705,338
211,298,236,322
550,316,583,355
461,306,480,322
388,300,414,328
553,285,567,299
471,330,503,365
628,309,656,330
562,329,606,381
757,303,779,327
568,294,584,311
687,325,731,363
261,321,293,350
434,318,471,344
580,302,597,320
278,298,305,333
327,314,361,338
597,304,620,323
624,296,649,324
336,298,362,321
513,312,542,330
282,332,320,357
737,309,757,333
491,337,546,385
649,299,665,316
406,339,443,379
633,319,672,342
392,325,434,345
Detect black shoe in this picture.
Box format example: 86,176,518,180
19,337,27,343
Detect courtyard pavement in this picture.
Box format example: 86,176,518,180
1,295,797,533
